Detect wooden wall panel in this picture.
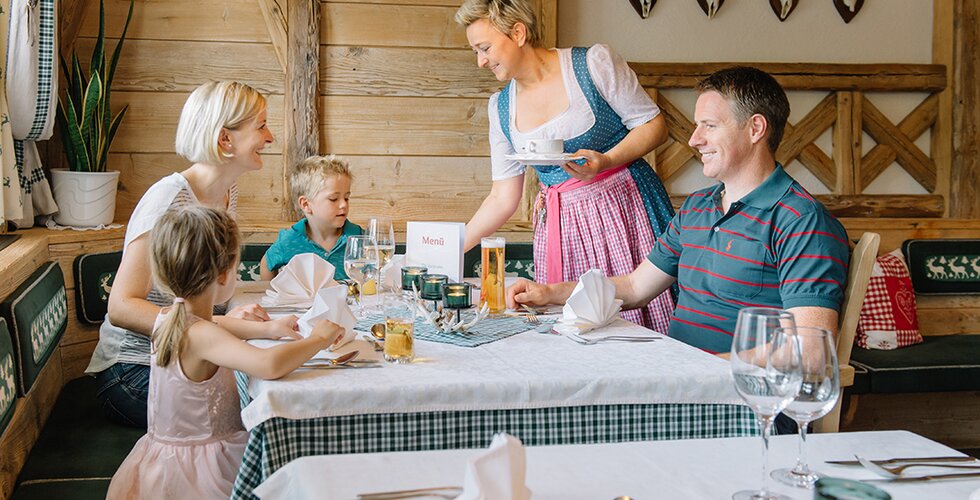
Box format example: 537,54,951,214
321,96,488,156
321,46,501,98
323,3,467,48
73,38,284,94
81,0,271,42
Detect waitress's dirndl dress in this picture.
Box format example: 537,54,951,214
494,46,675,333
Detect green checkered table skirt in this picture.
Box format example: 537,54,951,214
230,402,758,499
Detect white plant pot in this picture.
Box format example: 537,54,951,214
50,169,120,227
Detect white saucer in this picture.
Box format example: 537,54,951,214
505,153,585,166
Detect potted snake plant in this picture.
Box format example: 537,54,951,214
50,0,134,227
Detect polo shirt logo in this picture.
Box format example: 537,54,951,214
726,239,733,252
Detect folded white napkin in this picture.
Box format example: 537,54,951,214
263,253,337,308
456,433,532,500
384,254,406,291
297,285,357,349
970,486,980,500
554,269,623,335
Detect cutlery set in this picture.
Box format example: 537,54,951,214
826,454,980,482
356,485,463,499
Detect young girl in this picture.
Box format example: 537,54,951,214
107,207,343,499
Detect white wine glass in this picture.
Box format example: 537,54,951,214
367,218,396,309
343,235,379,316
731,307,803,500
771,326,840,489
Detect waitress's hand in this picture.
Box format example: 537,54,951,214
561,149,611,181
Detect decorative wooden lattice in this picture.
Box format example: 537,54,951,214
632,63,948,218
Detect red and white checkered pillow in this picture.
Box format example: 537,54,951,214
855,251,924,350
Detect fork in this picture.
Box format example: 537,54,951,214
567,333,659,345
357,485,463,499
520,304,540,325
855,454,980,479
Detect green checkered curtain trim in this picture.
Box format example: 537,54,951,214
25,0,55,141
231,404,758,499
355,312,540,348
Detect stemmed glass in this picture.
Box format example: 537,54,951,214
771,326,840,489
731,308,803,500
344,235,379,316
367,218,396,310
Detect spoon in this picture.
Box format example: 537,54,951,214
361,334,384,351
306,350,360,367
371,323,386,340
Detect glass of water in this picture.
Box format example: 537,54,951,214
731,307,803,500
771,326,840,489
343,235,378,316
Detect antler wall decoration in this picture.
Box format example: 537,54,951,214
833,0,865,23
696,0,724,19
769,0,799,22
628,0,657,19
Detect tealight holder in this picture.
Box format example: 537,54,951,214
401,266,428,292
441,283,472,309
420,274,448,301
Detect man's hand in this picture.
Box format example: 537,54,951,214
506,279,553,309
226,303,271,322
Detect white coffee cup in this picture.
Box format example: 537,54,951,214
524,138,564,155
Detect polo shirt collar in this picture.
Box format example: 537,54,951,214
732,163,792,210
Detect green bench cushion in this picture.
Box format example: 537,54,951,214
239,244,271,282
0,318,15,436
462,243,534,280
849,335,980,394
72,251,122,324
0,262,68,395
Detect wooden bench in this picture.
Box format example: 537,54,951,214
838,220,980,450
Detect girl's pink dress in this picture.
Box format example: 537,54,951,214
107,314,249,499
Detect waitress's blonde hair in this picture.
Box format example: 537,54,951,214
175,81,266,165
150,207,240,367
455,0,542,47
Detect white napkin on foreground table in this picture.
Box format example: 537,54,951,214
263,254,337,308
456,433,532,500
554,269,623,335
297,285,357,349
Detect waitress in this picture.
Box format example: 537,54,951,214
455,0,675,332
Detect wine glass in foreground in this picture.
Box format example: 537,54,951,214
343,235,378,316
731,308,803,500
771,326,840,489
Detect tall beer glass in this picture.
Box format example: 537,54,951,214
481,237,506,315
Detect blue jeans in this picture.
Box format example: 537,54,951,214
94,363,149,428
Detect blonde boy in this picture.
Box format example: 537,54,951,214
259,155,363,280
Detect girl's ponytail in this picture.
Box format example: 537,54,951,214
154,298,188,367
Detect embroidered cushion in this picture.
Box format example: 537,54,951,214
0,318,16,436
72,251,122,324
238,244,271,282
902,239,980,295
855,251,924,350
0,262,68,395
463,243,535,280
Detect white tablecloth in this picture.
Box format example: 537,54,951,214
240,317,742,430
254,430,980,500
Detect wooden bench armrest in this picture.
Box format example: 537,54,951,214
840,364,855,388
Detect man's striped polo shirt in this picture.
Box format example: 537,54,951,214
647,165,849,353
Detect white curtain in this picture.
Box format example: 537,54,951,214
0,0,24,231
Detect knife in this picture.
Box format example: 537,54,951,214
864,471,980,482
826,455,977,466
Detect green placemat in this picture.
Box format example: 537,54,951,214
355,312,549,347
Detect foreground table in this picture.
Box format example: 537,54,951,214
230,288,757,499
253,430,980,500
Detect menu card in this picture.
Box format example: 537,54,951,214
406,221,465,282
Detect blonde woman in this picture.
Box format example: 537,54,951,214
86,81,294,428
456,0,675,332
108,207,342,499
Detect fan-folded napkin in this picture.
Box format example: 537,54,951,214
297,285,358,349
263,253,337,308
455,433,531,500
553,269,623,335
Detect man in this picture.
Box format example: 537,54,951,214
507,66,850,354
